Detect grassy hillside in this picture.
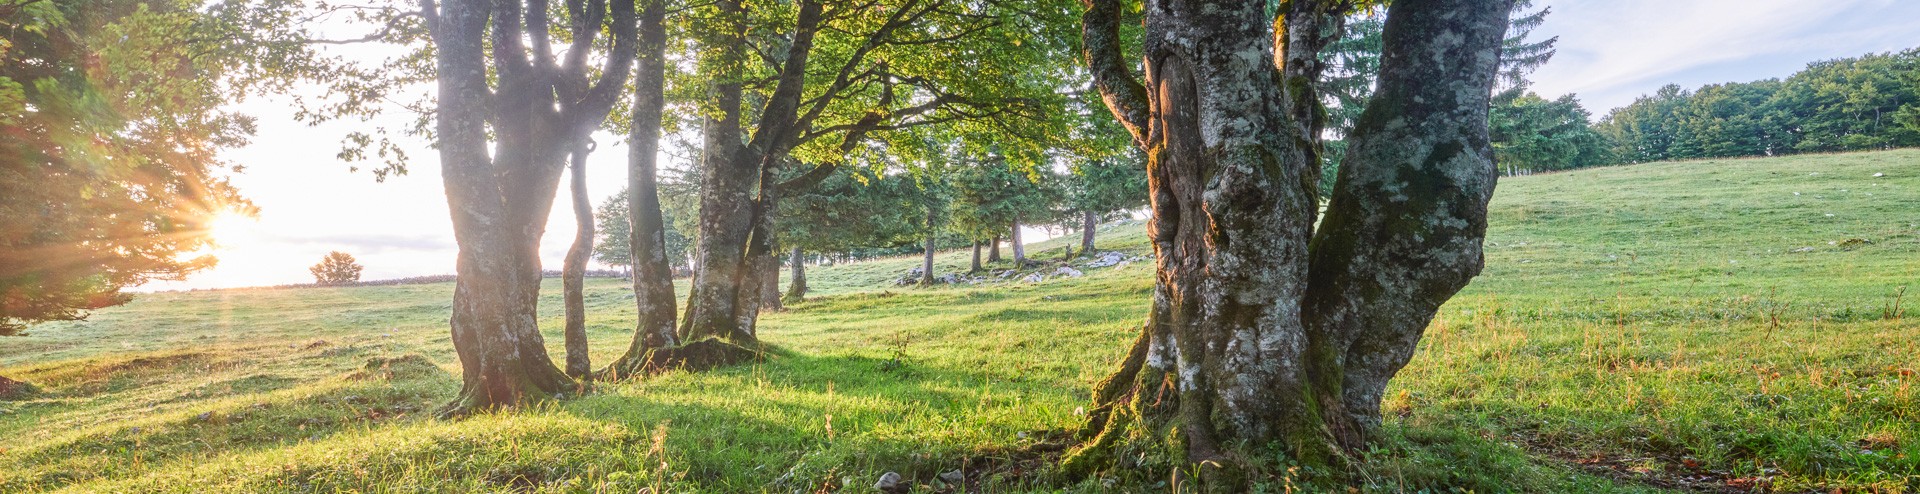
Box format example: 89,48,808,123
2,150,1916,493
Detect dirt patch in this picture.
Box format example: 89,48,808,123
1518,435,1767,493
0,375,37,400
347,354,444,381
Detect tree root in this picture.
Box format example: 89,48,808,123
598,338,762,381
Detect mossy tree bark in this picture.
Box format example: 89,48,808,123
1063,0,1511,488
423,0,637,416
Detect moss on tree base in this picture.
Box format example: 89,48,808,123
599,338,762,380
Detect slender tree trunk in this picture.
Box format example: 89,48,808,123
969,240,982,273
561,142,595,379
920,234,936,286
605,0,679,379
1063,0,1511,487
785,245,806,302
1080,210,1097,254
1009,218,1026,265
987,234,1002,262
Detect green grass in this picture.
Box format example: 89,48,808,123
2,149,1917,492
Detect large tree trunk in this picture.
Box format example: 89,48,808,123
561,142,594,379
678,0,756,342
784,245,806,302
987,234,1002,262
1009,218,1026,265
1307,0,1508,433
604,0,681,379
1063,0,1510,487
1080,210,1097,254
424,0,636,416
759,240,782,312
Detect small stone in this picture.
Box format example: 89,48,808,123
938,470,964,485
873,471,904,493
1874,172,1885,177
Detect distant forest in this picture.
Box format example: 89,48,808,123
1495,48,1920,173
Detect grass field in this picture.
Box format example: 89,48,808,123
1,149,1916,493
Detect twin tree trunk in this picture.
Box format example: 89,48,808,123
1064,0,1510,487
988,234,1003,263
425,0,636,415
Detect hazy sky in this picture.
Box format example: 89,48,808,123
152,1,1920,290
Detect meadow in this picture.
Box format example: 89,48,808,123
1,149,1916,493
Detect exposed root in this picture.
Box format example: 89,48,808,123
435,361,577,419
598,338,762,381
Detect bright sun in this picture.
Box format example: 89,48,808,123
205,212,261,250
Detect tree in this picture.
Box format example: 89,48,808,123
561,143,596,379
309,252,364,285
1064,153,1147,254
1064,0,1511,488
948,155,1055,266
1,0,290,335
1489,90,1613,174
593,187,692,275
774,167,927,300
1317,1,1562,188
419,0,638,414
657,0,1074,346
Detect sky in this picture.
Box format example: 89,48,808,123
148,1,1920,290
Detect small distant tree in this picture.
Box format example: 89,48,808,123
309,252,363,285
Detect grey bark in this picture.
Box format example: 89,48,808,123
987,234,1002,262
1064,0,1511,484
785,245,806,301
969,240,982,273
605,0,678,379
421,0,637,415
1009,218,1026,265
1080,210,1097,254
920,231,936,286
561,142,594,379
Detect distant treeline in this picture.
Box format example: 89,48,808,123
181,270,628,293
1595,48,1920,165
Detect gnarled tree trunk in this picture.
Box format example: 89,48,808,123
1063,0,1510,488
561,141,595,379
424,0,636,416
988,233,1002,262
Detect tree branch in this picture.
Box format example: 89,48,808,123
1080,0,1149,148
